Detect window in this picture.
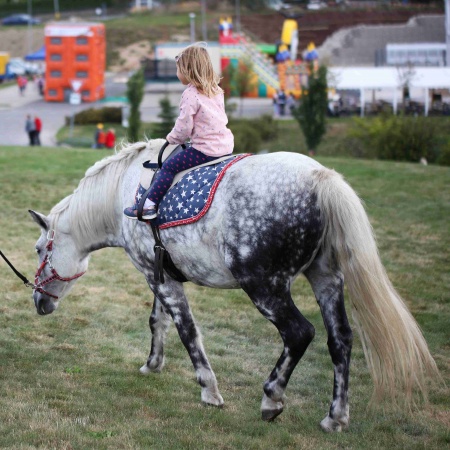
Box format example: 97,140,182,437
76,54,89,62
48,89,57,96
76,37,88,45
81,89,90,97
76,71,88,78
50,37,62,45
50,54,62,61
50,70,62,78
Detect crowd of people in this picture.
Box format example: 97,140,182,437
272,89,297,117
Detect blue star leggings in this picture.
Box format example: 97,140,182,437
147,146,220,205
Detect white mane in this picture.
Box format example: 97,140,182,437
49,139,164,245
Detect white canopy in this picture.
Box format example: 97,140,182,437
328,67,450,90
327,67,450,116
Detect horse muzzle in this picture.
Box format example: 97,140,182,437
33,292,57,315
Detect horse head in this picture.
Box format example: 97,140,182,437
29,210,89,315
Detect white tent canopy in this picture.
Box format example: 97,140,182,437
327,67,450,115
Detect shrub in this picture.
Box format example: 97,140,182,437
67,107,122,126
349,115,440,163
436,140,450,166
229,115,278,153
231,123,261,154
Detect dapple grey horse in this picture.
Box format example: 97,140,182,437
29,140,437,431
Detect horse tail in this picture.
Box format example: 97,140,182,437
311,167,438,403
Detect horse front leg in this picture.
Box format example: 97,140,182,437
140,295,171,374
151,281,224,407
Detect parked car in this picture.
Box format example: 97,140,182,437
2,14,41,26
8,58,42,76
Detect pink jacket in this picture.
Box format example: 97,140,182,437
166,84,234,157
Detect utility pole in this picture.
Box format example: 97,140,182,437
201,0,207,41
446,0,450,66
235,0,241,35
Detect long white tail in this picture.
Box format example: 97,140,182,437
311,168,438,402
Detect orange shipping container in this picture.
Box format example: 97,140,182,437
44,22,105,103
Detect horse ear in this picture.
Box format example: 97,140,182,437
28,210,49,231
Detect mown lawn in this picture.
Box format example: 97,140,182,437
0,146,448,449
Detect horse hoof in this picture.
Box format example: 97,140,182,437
320,415,347,432
139,364,152,375
201,390,224,407
261,407,284,422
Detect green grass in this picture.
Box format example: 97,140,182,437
0,146,449,449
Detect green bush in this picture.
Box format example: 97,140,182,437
66,107,122,126
248,114,279,141
348,115,440,163
231,123,261,154
229,115,278,153
436,140,450,166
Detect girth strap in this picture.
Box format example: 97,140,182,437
147,219,188,284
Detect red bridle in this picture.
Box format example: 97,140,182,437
34,230,85,300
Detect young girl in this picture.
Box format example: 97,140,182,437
124,42,234,220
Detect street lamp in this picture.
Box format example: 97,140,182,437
235,0,241,35
201,0,207,41
189,13,196,43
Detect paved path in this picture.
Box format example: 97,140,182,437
0,75,274,147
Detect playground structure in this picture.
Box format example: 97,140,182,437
44,22,105,103
219,17,314,98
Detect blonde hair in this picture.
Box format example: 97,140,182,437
176,42,222,98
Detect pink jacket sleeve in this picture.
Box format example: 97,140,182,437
166,89,198,144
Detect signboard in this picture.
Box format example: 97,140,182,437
69,92,81,105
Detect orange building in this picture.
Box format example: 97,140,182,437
44,22,105,103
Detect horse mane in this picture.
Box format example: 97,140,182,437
49,139,164,245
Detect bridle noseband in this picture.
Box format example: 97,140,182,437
33,230,85,299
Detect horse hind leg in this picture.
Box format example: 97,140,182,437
140,296,171,374
242,281,315,421
304,250,353,432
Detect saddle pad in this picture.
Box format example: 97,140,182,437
156,154,251,229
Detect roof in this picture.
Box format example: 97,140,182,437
328,67,450,90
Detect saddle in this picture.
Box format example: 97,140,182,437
136,142,236,285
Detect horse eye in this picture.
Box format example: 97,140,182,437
35,248,41,254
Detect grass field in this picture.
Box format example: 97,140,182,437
0,146,448,449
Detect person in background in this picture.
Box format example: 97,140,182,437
25,115,36,146
94,123,106,149
17,75,27,96
37,76,45,96
287,92,296,115
272,91,279,117
34,116,42,146
278,89,287,116
105,128,116,149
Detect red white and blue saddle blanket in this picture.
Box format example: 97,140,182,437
153,153,250,229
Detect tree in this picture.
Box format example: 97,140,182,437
235,58,256,116
126,69,145,142
292,64,328,155
154,96,177,138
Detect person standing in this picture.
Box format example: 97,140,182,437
25,115,36,146
17,75,27,96
278,89,287,116
34,116,42,146
105,128,116,149
94,123,106,149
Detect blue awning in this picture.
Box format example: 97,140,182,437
25,46,45,61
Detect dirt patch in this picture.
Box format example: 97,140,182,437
109,40,152,73
0,28,45,58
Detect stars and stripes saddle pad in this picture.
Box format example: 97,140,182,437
151,153,250,229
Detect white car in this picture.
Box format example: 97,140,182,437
8,58,42,76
